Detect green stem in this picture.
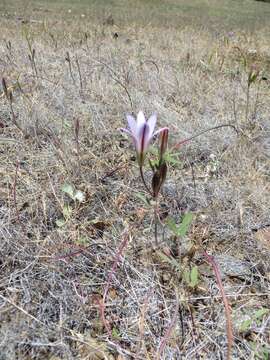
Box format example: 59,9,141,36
139,166,160,246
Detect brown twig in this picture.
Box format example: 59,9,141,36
98,297,112,336
2,78,24,134
100,164,125,182
65,51,76,85
93,59,134,111
75,55,83,91
13,160,20,223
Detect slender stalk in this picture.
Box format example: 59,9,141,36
13,160,20,223
156,294,179,360
245,83,250,123
139,166,160,245
154,198,158,246
139,166,153,197
75,55,83,91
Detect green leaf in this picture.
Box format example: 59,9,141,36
177,213,193,237
56,218,66,227
164,151,181,167
248,71,258,86
238,308,269,332
135,192,149,205
183,269,190,284
61,183,75,199
61,183,85,202
156,251,181,272
166,217,179,235
112,327,121,339
239,318,252,332
76,237,89,246
253,308,269,320
190,266,199,288
63,204,72,219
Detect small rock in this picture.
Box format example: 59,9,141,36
215,254,251,280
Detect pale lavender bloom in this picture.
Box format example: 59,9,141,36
120,111,168,166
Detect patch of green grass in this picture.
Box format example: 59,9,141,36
1,0,270,31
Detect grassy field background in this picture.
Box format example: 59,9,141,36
2,0,270,30
0,0,270,359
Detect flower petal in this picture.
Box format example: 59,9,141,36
120,128,138,150
136,111,146,137
126,114,137,136
147,113,157,136
137,123,150,154
120,127,136,140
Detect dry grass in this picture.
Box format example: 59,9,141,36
0,1,270,359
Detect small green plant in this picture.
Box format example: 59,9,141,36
183,265,199,289
251,343,270,360
56,183,85,227
61,183,85,203
167,213,193,238
149,147,181,168
239,308,269,333
56,204,72,227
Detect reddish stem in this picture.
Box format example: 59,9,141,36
172,124,238,150
156,297,179,360
203,250,233,360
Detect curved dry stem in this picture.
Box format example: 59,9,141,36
173,124,238,150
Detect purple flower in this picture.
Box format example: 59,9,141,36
120,111,168,166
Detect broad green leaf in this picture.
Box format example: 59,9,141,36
61,183,75,199
61,183,85,202
166,217,178,235
63,204,72,219
135,192,149,205
177,213,193,237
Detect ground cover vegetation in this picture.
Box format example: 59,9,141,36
0,0,270,359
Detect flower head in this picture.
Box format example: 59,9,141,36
120,111,168,166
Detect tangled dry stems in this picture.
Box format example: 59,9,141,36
0,3,270,359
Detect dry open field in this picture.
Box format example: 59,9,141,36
0,0,270,359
